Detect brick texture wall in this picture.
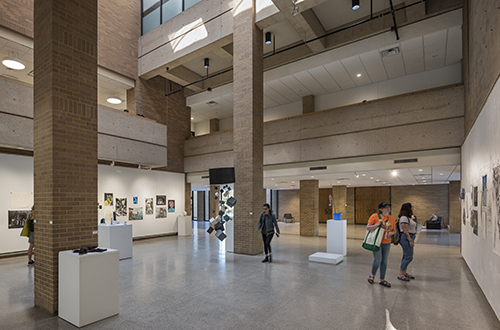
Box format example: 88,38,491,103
300,180,319,236
33,0,98,314
127,76,167,124
448,181,461,233
98,0,140,80
0,0,34,37
277,189,300,222
464,1,500,135
391,185,449,226
346,187,355,224
232,0,264,255
185,178,191,216
166,82,190,172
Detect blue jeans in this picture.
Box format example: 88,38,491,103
400,233,415,271
371,243,391,280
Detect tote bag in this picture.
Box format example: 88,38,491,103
362,213,384,252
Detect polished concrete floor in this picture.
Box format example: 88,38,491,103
1,222,499,330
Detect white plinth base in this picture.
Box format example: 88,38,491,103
309,252,344,265
177,216,192,236
98,224,133,260
59,249,119,327
327,219,347,256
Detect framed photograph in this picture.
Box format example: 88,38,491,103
145,198,154,215
104,193,113,207
8,210,29,229
133,196,138,204
156,195,166,206
129,207,143,220
168,200,175,213
115,198,127,217
156,207,167,219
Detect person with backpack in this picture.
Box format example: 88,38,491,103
366,202,396,287
397,202,417,281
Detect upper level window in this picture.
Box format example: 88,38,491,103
142,0,202,35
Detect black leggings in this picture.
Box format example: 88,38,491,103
262,233,274,255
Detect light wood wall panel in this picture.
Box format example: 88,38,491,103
355,187,391,224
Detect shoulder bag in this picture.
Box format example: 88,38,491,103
362,213,384,252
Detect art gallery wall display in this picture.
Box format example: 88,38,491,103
482,175,488,207
156,195,166,206
115,198,127,217
473,186,478,207
8,210,29,229
104,193,113,207
492,165,500,256
156,207,167,219
168,200,175,213
145,198,154,215
129,207,143,220
472,210,479,236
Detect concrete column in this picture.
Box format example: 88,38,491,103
233,0,264,255
332,185,347,219
302,95,315,114
300,180,319,236
34,0,98,314
210,118,219,133
449,180,461,233
166,82,191,172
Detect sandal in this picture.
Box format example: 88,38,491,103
398,275,410,282
367,275,374,284
405,273,415,279
379,280,391,288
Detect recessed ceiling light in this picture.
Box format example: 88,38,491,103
418,169,423,172
311,176,314,178
2,58,25,70
292,181,295,183
107,97,122,104
191,117,194,120
439,173,444,175
376,180,380,182
356,73,361,77
362,173,366,176
423,180,427,182
392,170,398,176
271,178,274,180
337,181,340,184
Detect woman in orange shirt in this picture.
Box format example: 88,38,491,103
366,202,396,287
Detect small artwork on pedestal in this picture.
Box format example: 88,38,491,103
156,207,167,219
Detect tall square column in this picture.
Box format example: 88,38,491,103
300,180,319,236
233,0,264,255
34,0,98,314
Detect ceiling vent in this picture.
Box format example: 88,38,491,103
201,175,209,179
206,100,218,106
381,47,400,58
310,166,327,171
394,158,418,164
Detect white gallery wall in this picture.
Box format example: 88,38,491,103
98,165,185,238
0,154,34,254
0,153,185,255
461,78,500,320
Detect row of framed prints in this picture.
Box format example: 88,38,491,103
103,193,175,220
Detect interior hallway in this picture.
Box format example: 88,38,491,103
0,222,498,330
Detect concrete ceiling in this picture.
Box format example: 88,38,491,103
188,148,462,190
0,34,134,112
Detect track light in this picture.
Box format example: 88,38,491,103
204,58,209,69
265,32,272,45
352,0,360,10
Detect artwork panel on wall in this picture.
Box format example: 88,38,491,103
104,193,113,206
487,189,493,232
8,210,29,229
116,198,127,217
156,195,166,206
133,196,138,204
129,207,143,220
482,175,488,207
156,207,167,219
10,192,33,209
473,186,478,207
145,198,154,215
168,200,175,213
472,209,479,236
491,165,500,256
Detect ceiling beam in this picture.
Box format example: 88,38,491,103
161,66,205,93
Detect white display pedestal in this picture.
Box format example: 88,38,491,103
309,219,347,265
98,224,133,260
58,249,119,327
327,219,347,256
177,216,192,236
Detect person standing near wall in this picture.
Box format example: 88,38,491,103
27,205,35,265
398,203,417,281
258,203,280,263
367,202,396,287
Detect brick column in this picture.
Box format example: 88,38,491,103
300,180,319,236
33,0,98,314
167,82,191,172
185,177,191,216
197,191,205,221
449,180,461,233
302,95,315,114
332,185,347,219
233,0,264,255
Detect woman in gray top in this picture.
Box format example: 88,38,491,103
258,203,280,263
398,203,417,281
